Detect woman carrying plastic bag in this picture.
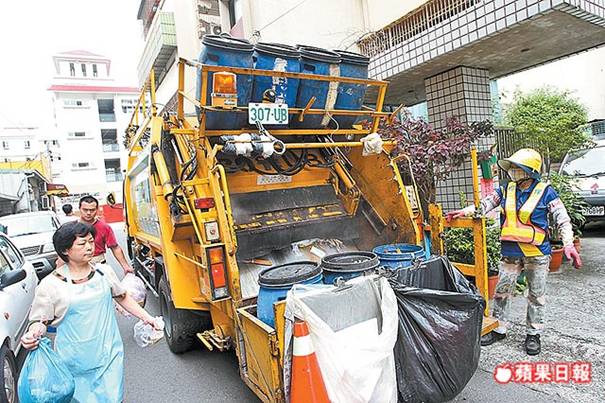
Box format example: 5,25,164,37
20,221,161,402
18,338,74,402
285,276,398,403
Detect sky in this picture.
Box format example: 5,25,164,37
0,0,143,129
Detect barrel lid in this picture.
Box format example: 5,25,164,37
333,50,370,66
202,34,254,52
255,42,300,58
298,46,341,64
321,252,379,272
258,261,321,287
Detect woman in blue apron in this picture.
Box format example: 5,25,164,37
22,221,160,402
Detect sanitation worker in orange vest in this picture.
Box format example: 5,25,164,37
446,148,582,355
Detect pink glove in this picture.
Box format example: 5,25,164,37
445,210,466,222
564,245,582,269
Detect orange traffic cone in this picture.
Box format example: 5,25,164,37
290,320,330,403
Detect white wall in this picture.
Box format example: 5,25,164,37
0,128,41,161
498,47,605,121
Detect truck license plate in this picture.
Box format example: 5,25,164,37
582,205,605,216
248,103,288,125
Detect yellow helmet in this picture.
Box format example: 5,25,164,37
498,148,542,178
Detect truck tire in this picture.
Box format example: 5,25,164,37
159,276,211,354
0,343,17,403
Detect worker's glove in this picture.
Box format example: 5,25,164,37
445,210,467,222
564,245,582,269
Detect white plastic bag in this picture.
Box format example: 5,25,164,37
285,276,398,403
121,273,147,305
133,317,165,348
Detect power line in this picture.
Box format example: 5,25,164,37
255,0,309,34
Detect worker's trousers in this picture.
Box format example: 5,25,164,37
492,255,550,335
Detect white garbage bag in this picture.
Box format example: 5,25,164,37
285,276,398,403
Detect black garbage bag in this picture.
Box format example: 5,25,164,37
388,256,485,403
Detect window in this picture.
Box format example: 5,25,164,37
93,64,98,77
72,162,93,170
52,140,58,146
97,99,116,122
63,99,84,107
102,129,119,152
69,63,75,77
24,140,31,149
68,131,88,139
104,158,122,182
81,63,87,77
0,236,23,269
0,250,10,277
1,141,8,150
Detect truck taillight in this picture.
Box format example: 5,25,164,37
207,246,229,299
213,72,237,94
194,197,215,210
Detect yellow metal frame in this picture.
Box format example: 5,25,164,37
428,146,498,335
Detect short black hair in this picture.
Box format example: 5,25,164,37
79,195,99,208
62,204,73,215
53,221,96,262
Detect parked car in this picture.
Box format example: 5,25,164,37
0,233,38,402
560,141,605,223
0,212,60,279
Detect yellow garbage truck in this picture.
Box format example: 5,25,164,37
122,56,496,402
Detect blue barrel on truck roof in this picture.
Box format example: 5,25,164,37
332,50,370,129
257,261,323,328
294,46,341,128
196,34,254,130
373,243,425,270
252,42,300,106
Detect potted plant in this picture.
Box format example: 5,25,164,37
445,221,501,299
547,172,587,271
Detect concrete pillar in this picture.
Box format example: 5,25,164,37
425,66,494,211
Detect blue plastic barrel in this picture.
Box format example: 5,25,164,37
257,261,322,328
252,42,300,106
332,50,370,129
196,34,254,130
321,251,380,284
294,46,341,128
373,243,425,270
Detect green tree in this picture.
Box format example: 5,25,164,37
505,88,590,170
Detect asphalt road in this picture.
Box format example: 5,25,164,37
18,221,604,402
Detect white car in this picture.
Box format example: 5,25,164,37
0,234,38,402
0,211,60,280
560,141,605,224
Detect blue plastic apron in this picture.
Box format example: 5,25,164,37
55,266,124,402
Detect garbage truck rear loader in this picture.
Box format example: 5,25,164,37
123,55,496,402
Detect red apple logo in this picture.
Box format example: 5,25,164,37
494,363,513,384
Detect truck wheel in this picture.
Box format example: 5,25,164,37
0,343,17,403
159,276,211,354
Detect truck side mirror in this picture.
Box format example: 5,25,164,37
0,269,26,291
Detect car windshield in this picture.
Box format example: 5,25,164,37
0,215,58,237
561,146,605,177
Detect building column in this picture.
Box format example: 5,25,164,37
424,66,494,211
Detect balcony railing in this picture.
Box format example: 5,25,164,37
103,143,120,152
106,172,124,182
357,0,478,58
99,113,116,122
137,11,177,86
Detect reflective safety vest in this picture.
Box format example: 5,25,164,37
500,181,548,246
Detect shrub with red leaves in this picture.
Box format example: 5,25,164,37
368,112,493,209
